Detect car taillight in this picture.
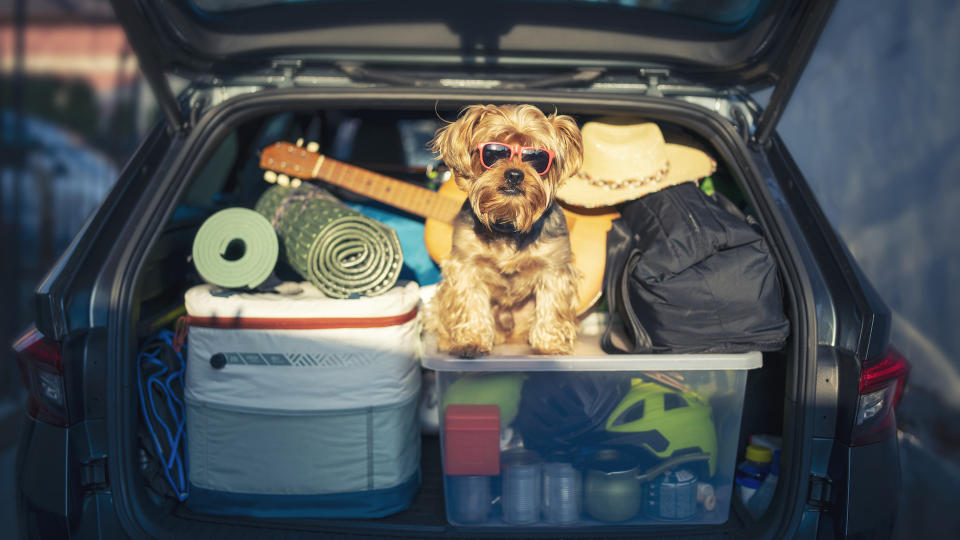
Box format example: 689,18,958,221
851,345,910,446
13,325,70,427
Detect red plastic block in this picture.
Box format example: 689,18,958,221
444,404,501,475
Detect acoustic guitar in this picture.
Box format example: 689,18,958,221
259,140,619,315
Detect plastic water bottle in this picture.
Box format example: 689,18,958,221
735,444,772,505
747,449,780,518
748,434,782,453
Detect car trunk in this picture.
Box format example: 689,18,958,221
108,85,805,538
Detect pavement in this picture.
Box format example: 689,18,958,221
895,420,960,538
1,398,21,540
890,317,960,539
1,443,16,540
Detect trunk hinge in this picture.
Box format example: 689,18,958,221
731,106,752,145
639,68,670,97
80,455,109,493
752,0,838,148
807,474,833,510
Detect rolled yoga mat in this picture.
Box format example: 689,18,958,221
255,184,403,299
192,207,279,289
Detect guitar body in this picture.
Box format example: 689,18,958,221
563,207,620,315
422,180,472,270
423,180,619,316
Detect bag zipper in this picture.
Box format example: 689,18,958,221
665,186,701,234
172,306,418,352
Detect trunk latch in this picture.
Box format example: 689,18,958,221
639,68,670,97
80,455,109,492
807,474,833,510
272,59,304,87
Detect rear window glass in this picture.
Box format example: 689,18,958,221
190,0,764,25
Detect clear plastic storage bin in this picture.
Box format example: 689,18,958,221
423,334,762,528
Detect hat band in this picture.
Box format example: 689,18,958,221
572,162,670,190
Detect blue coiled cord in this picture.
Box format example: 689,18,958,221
137,329,189,501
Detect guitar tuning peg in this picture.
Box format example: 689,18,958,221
306,141,319,153
296,138,305,147
277,174,290,186
290,178,302,188
263,170,278,183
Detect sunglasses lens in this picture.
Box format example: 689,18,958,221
521,149,551,174
480,143,512,168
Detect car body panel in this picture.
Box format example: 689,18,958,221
15,2,903,534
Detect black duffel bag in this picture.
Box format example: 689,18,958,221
601,182,790,354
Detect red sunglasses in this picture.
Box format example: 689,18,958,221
476,142,556,175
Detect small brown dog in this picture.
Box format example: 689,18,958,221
428,104,583,357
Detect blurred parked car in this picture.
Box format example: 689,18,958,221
1,112,118,256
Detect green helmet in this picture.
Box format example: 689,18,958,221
604,381,718,476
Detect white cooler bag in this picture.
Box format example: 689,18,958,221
181,281,422,518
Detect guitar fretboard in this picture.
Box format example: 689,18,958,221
315,156,462,224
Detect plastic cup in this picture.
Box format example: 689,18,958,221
542,461,582,524
501,448,541,524
448,475,492,524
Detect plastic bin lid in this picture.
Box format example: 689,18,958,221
422,333,763,372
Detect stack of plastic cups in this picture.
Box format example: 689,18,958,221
448,475,492,524
442,404,501,524
501,449,542,524
543,460,581,524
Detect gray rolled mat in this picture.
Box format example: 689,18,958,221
254,184,403,298
192,207,279,289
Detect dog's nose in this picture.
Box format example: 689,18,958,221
504,169,524,186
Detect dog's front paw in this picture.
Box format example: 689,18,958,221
441,319,495,358
530,340,574,356
529,320,577,355
449,342,492,359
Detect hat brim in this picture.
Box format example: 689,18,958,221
557,144,716,208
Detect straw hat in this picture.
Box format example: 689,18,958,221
557,120,717,208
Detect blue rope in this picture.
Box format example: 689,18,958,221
137,329,189,501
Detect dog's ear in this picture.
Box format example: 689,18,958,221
430,105,491,184
548,113,583,185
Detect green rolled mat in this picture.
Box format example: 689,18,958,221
192,207,279,289
254,184,403,299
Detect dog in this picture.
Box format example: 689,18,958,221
428,104,583,358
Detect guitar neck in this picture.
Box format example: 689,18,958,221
313,155,462,224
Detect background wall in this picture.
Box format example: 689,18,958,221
778,0,960,536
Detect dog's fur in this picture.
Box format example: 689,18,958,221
428,104,583,357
